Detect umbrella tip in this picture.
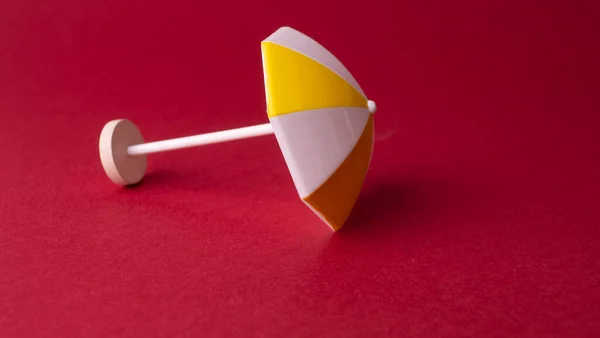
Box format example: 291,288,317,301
368,100,377,114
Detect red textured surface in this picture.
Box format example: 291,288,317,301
1,0,600,336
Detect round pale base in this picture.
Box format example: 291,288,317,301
99,119,147,186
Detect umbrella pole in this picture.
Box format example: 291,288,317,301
127,123,274,156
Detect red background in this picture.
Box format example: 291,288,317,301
1,0,599,336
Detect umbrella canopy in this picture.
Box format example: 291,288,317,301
261,27,376,231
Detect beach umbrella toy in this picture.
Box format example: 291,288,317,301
99,26,377,230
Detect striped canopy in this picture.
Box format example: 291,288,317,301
261,27,375,231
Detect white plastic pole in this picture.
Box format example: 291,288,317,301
127,123,274,156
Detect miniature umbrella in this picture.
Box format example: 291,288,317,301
98,26,376,231
261,27,376,231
